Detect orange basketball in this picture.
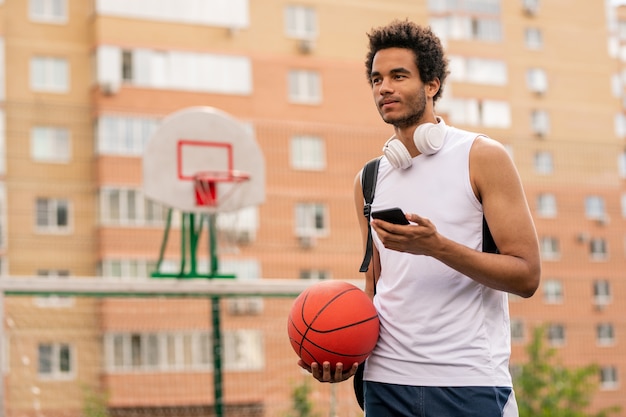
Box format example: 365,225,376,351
288,280,379,372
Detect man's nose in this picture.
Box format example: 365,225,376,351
378,78,393,94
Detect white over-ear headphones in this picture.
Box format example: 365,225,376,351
382,117,446,169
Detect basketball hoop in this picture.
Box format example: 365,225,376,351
193,170,250,207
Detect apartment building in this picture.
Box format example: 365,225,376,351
0,0,625,415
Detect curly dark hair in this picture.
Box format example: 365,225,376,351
365,19,449,103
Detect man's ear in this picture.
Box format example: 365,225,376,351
426,78,441,99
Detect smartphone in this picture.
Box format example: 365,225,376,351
371,207,409,225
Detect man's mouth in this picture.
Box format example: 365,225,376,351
380,99,398,110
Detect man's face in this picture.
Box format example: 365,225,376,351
370,47,426,129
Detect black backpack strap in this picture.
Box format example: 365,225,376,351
359,157,382,272
482,216,499,254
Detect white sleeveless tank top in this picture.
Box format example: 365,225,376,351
363,122,514,387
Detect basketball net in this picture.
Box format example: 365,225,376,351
193,170,250,208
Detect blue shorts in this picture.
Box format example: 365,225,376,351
364,381,517,417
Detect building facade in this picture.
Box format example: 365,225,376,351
0,0,625,416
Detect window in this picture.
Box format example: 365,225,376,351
526,68,547,94
585,196,606,220
616,115,626,139
480,100,511,128
470,59,508,84
433,16,502,42
217,206,259,245
107,332,207,371
299,269,330,280
524,27,543,49
288,70,322,105
222,259,263,315
589,238,608,260
546,323,565,346
470,17,502,42
539,236,559,260
536,193,557,217
618,20,626,41
121,50,133,81
295,203,327,237
100,188,168,226
100,259,157,279
35,198,70,232
30,56,69,93
105,330,263,372
285,5,317,39
597,323,615,346
533,151,553,174
448,56,507,85
96,47,252,95
531,110,550,136
31,126,70,162
611,74,622,99
227,297,263,315
291,135,326,170
593,280,611,307
223,330,264,371
428,0,501,14
600,366,618,390
510,319,524,343
34,270,73,308
38,342,74,379
96,115,159,156
0,184,5,250
437,97,510,128
95,0,249,28
29,0,67,23
437,97,479,125
543,279,563,303
618,152,626,178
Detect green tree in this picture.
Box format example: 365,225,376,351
284,380,320,417
82,385,109,417
514,326,620,417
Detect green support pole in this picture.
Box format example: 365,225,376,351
208,213,224,417
212,295,224,417
153,208,173,274
179,213,188,277
152,210,228,416
208,213,219,275
188,213,200,277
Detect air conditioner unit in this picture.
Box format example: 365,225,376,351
528,70,548,95
100,81,120,96
529,80,547,95
533,124,548,138
227,26,240,37
298,38,315,54
236,230,253,244
596,214,610,226
298,234,316,249
523,0,539,15
576,232,590,243
594,296,610,310
228,297,263,315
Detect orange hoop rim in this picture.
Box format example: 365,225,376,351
193,170,250,184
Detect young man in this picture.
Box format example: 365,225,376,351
299,19,541,416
